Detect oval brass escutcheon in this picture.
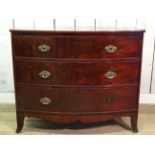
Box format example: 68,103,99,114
40,97,52,105
104,71,117,79
105,44,118,53
39,71,51,79
38,44,51,52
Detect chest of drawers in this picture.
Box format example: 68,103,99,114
10,30,144,133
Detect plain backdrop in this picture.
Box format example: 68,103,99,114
0,0,154,19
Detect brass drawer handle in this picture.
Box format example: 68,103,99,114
104,71,117,79
38,44,51,52
39,71,51,79
105,44,118,53
40,97,52,105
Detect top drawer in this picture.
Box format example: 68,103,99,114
12,35,143,59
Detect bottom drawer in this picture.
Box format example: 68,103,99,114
16,85,138,113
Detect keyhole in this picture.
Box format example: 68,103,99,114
109,47,113,52
43,100,47,104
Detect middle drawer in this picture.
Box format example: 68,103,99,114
15,59,140,86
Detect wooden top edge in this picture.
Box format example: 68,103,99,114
10,29,145,32
10,29,145,36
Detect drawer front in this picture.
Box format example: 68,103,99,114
12,36,142,59
16,85,138,113
15,60,140,86
12,36,56,58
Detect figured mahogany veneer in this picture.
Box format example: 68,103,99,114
12,32,143,59
16,85,138,112
10,30,144,133
15,59,140,86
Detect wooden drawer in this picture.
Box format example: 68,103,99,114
12,35,143,59
16,85,138,113
15,59,140,86
12,36,56,58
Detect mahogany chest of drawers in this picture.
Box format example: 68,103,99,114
10,30,144,133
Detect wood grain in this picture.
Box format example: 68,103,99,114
12,35,143,59
15,59,140,86
16,85,138,113
10,30,144,133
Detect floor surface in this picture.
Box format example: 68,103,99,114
0,104,155,135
